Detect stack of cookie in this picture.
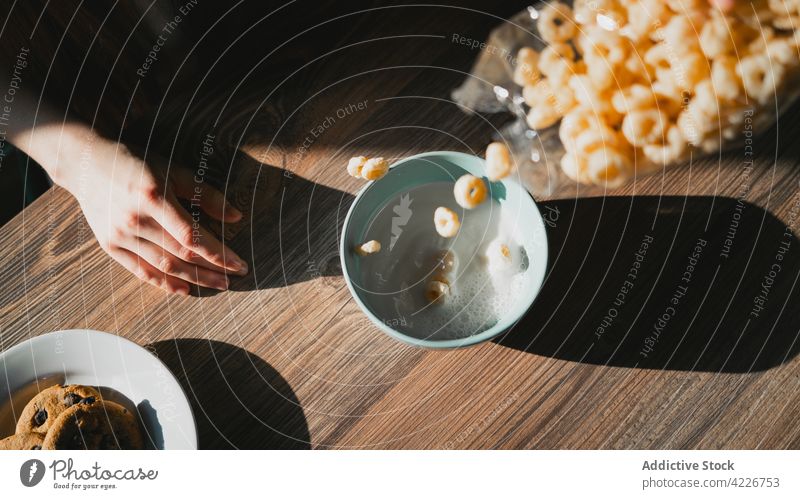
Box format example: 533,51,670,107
0,384,144,450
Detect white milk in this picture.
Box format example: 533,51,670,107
356,181,530,341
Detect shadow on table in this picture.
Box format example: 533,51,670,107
497,195,800,373
146,339,310,449
199,152,352,293
171,149,351,294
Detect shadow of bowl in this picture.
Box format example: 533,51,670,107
145,339,310,449
497,195,800,373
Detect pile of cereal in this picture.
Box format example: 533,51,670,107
514,0,800,187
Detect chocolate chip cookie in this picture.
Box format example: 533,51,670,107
16,384,101,435
42,400,143,450
0,432,44,450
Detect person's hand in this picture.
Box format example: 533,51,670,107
52,133,247,295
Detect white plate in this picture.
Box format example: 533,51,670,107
0,329,197,449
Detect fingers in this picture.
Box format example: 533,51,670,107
152,193,249,275
171,168,242,223
133,217,239,275
125,238,230,291
197,186,242,223
110,247,191,295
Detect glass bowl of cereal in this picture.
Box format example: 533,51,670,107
340,151,549,348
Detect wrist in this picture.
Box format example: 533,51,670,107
21,122,101,195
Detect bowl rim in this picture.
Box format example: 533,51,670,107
0,329,199,449
340,150,548,349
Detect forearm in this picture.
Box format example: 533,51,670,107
3,82,100,195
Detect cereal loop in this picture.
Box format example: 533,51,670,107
355,240,381,256
624,48,655,81
665,0,706,15
772,15,800,30
568,75,620,121
559,109,602,147
433,249,457,274
538,2,577,44
513,47,541,86
525,79,576,116
643,125,688,165
661,15,701,55
623,0,671,42
585,51,615,90
361,157,389,181
677,102,715,146
347,156,367,178
693,79,721,115
485,240,514,272
622,109,669,147
700,13,736,59
612,84,657,114
581,26,629,66
580,0,628,27
678,51,712,92
424,280,450,304
522,79,551,108
453,175,488,209
769,0,800,17
538,42,577,83
526,103,562,129
485,142,513,182
573,126,625,156
433,207,461,238
586,148,633,188
711,56,743,101
736,54,786,104
560,151,590,183
767,37,799,65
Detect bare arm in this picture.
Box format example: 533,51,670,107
5,84,247,294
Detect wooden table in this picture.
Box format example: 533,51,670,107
2,3,800,449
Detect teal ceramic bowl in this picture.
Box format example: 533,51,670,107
340,151,548,348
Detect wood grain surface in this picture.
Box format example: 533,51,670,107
2,3,800,449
